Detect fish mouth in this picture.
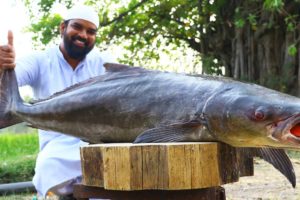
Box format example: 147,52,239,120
270,114,300,146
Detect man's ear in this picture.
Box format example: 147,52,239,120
59,22,66,37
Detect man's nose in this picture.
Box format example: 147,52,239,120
78,30,88,39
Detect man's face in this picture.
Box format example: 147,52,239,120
61,19,97,60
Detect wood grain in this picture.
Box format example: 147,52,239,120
80,142,250,190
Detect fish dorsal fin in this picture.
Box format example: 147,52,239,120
104,63,148,74
29,77,99,104
30,63,148,104
242,148,296,187
104,63,133,72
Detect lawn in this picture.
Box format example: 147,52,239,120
0,132,39,184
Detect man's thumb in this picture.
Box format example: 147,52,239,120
7,30,14,46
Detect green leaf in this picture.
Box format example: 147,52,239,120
234,18,245,28
287,22,295,32
288,44,297,56
263,0,284,11
247,14,257,26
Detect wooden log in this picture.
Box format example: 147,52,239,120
80,146,104,186
237,148,254,177
80,142,253,191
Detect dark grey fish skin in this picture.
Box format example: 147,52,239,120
0,63,300,187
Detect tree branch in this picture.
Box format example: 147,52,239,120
101,0,151,26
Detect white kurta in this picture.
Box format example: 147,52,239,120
15,46,114,196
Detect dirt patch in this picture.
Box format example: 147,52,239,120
224,158,300,200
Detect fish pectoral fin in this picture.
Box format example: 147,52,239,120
133,121,202,143
243,148,296,188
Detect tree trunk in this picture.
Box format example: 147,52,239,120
204,1,300,96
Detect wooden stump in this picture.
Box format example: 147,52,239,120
80,142,253,191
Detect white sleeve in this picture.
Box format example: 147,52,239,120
15,51,42,87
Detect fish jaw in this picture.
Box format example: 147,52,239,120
268,114,300,147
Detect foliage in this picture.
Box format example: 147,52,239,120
22,0,300,94
28,14,62,47
0,132,39,183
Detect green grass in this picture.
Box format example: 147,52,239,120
0,193,36,200
0,132,39,184
287,150,300,159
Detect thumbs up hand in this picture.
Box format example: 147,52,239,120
0,30,16,69
7,30,14,47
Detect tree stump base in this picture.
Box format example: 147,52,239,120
73,184,226,200
76,142,253,199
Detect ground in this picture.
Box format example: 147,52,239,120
224,158,300,200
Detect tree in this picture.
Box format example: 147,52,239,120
23,0,300,95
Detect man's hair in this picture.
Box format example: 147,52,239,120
63,20,70,27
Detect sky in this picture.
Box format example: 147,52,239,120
0,1,33,57
0,1,34,97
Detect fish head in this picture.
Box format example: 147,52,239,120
203,87,300,149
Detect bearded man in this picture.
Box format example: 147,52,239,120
0,5,115,199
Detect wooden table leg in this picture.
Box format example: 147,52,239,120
73,184,226,200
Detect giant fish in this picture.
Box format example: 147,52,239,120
0,63,300,186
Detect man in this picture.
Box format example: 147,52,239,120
0,5,115,198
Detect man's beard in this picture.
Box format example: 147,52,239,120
63,32,94,60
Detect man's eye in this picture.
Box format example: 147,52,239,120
72,24,81,30
87,30,97,35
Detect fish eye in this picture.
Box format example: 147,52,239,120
255,110,264,120
253,107,267,121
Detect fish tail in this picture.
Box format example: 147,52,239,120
0,69,23,128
